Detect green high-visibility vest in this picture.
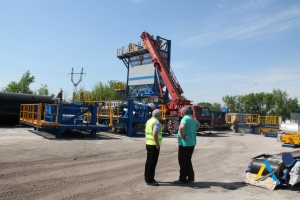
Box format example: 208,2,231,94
145,117,162,145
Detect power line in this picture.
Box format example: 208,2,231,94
69,68,86,102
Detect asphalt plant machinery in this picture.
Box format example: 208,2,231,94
114,33,171,136
140,31,212,134
114,31,212,136
245,151,300,190
19,101,106,138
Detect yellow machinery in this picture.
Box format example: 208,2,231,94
281,132,300,145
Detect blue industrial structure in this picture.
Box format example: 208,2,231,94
105,36,172,136
19,102,109,138
116,36,171,103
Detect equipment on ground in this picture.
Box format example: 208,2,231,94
245,151,300,190
19,101,109,138
225,113,281,135
281,132,300,146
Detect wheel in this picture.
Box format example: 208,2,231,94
167,120,179,135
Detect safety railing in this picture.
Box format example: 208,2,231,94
226,113,280,126
20,104,60,127
225,113,248,124
20,104,42,126
117,41,146,57
114,82,126,91
244,114,260,125
82,100,167,126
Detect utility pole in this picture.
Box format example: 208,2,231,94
69,68,86,102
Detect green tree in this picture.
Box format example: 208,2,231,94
222,95,238,113
243,92,265,114
37,84,49,95
89,80,123,101
211,102,221,111
221,89,299,120
197,102,212,107
197,102,221,111
269,88,298,121
2,70,35,94
180,95,187,100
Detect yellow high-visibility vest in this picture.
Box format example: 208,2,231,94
145,117,162,145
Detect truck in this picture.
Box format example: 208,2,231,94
140,31,212,134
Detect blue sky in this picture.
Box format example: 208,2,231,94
1,0,300,106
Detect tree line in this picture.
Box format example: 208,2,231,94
221,89,299,121
2,71,299,120
1,70,124,101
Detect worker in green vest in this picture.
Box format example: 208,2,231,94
144,109,162,186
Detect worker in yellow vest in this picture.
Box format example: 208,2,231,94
144,109,162,186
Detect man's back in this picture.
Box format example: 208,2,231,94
181,115,199,146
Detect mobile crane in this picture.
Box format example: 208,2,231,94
140,31,212,134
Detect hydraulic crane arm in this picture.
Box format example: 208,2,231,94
141,31,183,101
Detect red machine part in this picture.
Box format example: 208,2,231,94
141,31,186,102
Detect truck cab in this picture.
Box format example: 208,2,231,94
190,106,212,131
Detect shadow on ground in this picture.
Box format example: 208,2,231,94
197,132,230,137
158,181,246,190
159,181,300,191
28,130,122,140
275,184,300,191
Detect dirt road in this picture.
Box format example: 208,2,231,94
0,127,299,200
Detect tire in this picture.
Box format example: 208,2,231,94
167,120,179,135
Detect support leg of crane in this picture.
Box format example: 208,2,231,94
90,130,97,138
55,131,62,138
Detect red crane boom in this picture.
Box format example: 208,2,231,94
140,31,184,101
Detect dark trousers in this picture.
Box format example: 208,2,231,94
178,145,195,181
144,145,160,183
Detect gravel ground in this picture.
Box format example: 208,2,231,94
0,127,299,200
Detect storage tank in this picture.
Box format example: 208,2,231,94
0,92,54,126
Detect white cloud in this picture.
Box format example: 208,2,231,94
181,5,300,47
